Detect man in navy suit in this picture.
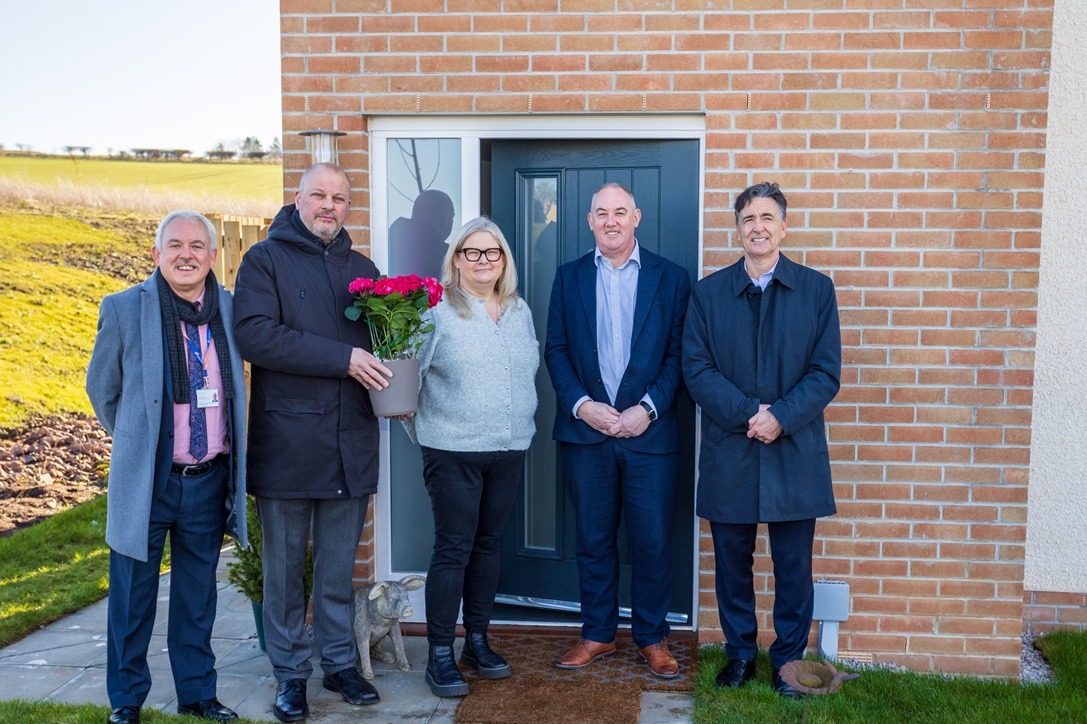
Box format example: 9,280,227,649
545,183,691,678
682,182,841,699
87,211,248,723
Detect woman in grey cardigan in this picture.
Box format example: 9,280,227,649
404,217,539,698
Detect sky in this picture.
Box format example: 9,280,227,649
0,1,281,157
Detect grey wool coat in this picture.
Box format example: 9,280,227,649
86,272,248,562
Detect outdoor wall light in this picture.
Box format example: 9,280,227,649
299,129,346,165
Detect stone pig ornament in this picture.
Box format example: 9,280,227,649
353,575,426,680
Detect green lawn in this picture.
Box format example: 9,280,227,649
694,636,1087,723
0,156,281,203
0,496,111,647
0,210,148,427
0,700,264,724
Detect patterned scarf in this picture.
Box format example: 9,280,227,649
155,269,235,404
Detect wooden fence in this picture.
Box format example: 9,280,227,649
207,214,271,290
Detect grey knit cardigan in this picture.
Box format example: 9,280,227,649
403,295,539,452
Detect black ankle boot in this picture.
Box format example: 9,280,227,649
461,630,512,679
426,644,469,697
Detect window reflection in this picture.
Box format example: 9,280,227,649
387,139,461,279
387,138,461,572
523,175,559,554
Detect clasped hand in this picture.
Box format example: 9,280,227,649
579,401,651,439
747,404,782,444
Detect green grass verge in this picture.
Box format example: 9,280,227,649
694,640,1087,723
0,496,110,647
0,493,172,648
0,156,281,202
0,700,265,723
0,210,148,427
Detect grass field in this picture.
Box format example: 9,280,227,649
0,156,283,218
0,156,281,201
0,209,151,427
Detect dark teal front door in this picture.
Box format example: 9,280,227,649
488,139,699,625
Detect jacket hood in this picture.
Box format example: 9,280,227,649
267,204,353,256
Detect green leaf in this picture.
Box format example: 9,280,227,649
344,306,362,322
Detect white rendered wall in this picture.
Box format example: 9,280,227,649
1024,0,1087,593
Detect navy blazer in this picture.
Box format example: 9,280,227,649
545,247,691,454
682,252,841,524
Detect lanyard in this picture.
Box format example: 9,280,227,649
182,324,213,389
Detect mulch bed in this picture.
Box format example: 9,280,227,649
0,412,110,535
454,634,697,724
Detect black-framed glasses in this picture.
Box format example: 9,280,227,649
459,247,504,262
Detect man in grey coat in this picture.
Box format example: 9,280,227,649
87,210,248,724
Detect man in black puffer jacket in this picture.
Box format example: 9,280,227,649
234,163,392,722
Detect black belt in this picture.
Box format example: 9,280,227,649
171,456,222,477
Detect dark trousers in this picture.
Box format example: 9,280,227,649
256,495,369,683
107,460,228,708
710,518,817,670
561,439,678,649
421,447,525,646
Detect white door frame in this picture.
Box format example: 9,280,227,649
368,114,707,627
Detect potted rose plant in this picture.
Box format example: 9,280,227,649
344,274,443,416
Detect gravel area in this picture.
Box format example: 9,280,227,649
1020,632,1055,684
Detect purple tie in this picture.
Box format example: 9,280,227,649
185,305,208,461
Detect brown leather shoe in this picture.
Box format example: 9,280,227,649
556,638,616,669
638,640,680,678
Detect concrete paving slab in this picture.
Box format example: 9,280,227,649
43,667,112,707
229,675,279,722
216,640,275,676
0,664,93,701
0,553,694,722
639,690,694,723
0,627,109,666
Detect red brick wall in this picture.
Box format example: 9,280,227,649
1023,591,1087,636
280,0,1054,677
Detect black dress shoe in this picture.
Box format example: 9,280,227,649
323,666,380,706
273,678,308,723
108,707,140,724
177,697,238,721
714,658,756,688
426,644,469,697
773,669,803,700
460,630,512,679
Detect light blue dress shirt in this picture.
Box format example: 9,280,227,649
746,259,778,290
572,242,656,418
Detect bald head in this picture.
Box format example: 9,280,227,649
295,163,352,242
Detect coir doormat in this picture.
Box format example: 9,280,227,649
453,635,697,724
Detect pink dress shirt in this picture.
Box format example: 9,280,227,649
172,290,229,464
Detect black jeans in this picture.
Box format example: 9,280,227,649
421,447,526,646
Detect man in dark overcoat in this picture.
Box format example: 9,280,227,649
682,182,841,699
233,163,393,722
87,210,247,723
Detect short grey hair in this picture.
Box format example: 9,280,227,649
589,182,637,213
155,210,217,251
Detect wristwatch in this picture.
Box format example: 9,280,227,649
639,401,657,421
